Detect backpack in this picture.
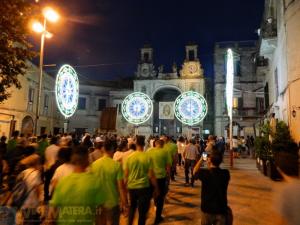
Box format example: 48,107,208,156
9,170,36,209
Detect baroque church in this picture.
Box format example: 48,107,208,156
118,44,209,137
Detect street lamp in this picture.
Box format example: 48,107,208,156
32,7,59,135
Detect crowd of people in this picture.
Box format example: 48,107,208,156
0,131,230,225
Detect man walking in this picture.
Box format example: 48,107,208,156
146,139,171,224
48,146,105,225
124,135,159,225
193,148,230,225
183,139,199,187
91,137,128,225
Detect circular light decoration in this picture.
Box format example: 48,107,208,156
122,92,153,125
55,64,79,118
174,91,208,126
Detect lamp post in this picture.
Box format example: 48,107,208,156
32,7,59,135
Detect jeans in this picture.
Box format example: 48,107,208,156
184,159,196,184
178,153,182,166
98,205,120,225
128,187,151,225
201,211,226,225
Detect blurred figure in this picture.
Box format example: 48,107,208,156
49,147,73,193
91,137,128,225
37,134,49,160
146,139,171,224
17,154,44,225
44,136,60,170
177,136,185,166
163,136,178,181
89,136,104,163
47,146,105,225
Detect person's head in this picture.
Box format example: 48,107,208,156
189,139,196,145
50,136,59,145
136,135,145,149
128,143,136,150
12,130,19,139
104,137,118,153
154,139,164,148
94,137,104,150
71,146,89,169
41,134,47,140
118,139,128,152
207,148,223,168
20,154,42,170
1,136,7,143
57,147,72,163
178,136,184,143
208,135,214,142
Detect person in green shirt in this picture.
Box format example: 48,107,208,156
48,146,105,225
37,134,49,161
6,130,19,153
162,136,178,181
124,135,159,225
91,137,128,225
146,139,171,224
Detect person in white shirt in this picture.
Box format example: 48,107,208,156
177,136,185,166
18,154,44,225
183,139,199,187
49,147,73,195
44,136,60,170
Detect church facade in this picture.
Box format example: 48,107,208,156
117,44,207,137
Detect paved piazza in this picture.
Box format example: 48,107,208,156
121,155,285,225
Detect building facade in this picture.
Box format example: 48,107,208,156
258,0,300,142
0,62,64,137
131,45,207,137
214,41,265,138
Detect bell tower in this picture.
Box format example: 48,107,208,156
136,45,156,79
180,44,203,78
185,45,198,61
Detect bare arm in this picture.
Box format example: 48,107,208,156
193,157,203,176
117,179,128,212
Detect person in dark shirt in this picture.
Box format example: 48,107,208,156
193,147,230,225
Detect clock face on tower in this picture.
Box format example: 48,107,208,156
188,64,197,74
141,64,150,77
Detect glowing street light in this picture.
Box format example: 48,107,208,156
43,7,60,23
32,7,59,135
226,48,234,167
32,21,44,33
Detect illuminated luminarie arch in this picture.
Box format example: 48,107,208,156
174,91,208,126
55,64,79,118
122,92,153,125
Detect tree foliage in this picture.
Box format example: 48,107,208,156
0,0,36,102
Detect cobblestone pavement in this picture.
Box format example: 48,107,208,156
121,154,285,225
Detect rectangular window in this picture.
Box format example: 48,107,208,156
43,95,49,115
256,97,265,114
98,99,106,111
189,50,195,61
28,88,34,103
44,95,49,108
78,97,86,110
233,97,238,109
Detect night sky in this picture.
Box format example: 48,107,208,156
32,0,265,81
